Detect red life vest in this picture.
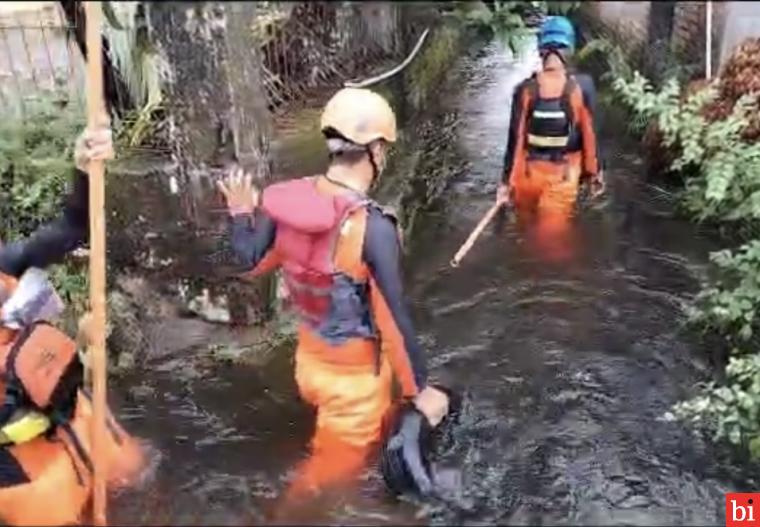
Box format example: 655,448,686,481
261,177,376,345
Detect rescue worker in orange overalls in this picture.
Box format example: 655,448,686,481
0,126,145,526
217,88,451,505
497,16,604,262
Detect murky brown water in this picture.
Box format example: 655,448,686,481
108,43,758,526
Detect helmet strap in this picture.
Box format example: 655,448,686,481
366,145,380,186
541,47,567,68
323,173,366,196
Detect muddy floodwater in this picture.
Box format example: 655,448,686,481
108,44,758,525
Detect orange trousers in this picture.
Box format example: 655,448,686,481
512,154,582,263
282,334,393,505
0,391,146,526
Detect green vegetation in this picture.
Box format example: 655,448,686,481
453,1,536,56
0,91,89,329
614,69,760,459
406,23,462,110
542,1,582,17
103,1,166,148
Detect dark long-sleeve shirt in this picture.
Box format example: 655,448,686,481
0,169,89,278
228,205,428,394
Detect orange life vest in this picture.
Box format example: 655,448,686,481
0,389,146,526
0,273,18,347
0,271,82,432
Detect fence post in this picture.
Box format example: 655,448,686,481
706,0,712,79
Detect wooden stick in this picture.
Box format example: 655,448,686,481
450,203,504,268
84,2,109,525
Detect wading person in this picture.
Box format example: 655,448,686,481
0,126,145,526
218,87,451,505
497,15,604,262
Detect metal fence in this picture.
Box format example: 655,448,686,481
0,2,424,122
258,2,415,115
0,2,86,116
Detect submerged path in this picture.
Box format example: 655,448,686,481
111,43,757,526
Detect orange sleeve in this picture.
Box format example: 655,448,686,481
576,88,600,176
506,87,531,185
240,249,281,280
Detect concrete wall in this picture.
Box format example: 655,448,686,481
584,1,757,77
583,1,651,48
671,1,729,74
719,2,760,67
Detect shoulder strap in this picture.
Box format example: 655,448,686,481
525,76,539,113
0,322,37,426
372,202,405,251
328,196,371,271
561,74,577,126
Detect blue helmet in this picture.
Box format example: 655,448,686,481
538,16,576,51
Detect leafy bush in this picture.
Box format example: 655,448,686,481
0,93,84,238
0,91,89,326
614,69,760,459
541,1,582,17
688,241,760,342
673,354,760,458
455,1,536,56
614,72,760,223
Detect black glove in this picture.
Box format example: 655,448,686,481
380,385,461,498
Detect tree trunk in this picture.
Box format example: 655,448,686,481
147,1,276,322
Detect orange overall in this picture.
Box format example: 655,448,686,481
503,68,600,262
0,390,146,526
0,272,146,526
230,176,426,505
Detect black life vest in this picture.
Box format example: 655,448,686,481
525,73,579,160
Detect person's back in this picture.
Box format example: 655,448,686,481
498,16,604,261
219,88,452,510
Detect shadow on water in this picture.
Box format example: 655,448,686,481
109,43,757,525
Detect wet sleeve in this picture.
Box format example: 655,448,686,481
0,168,89,278
228,209,280,276
502,81,530,185
363,208,427,397
576,74,601,177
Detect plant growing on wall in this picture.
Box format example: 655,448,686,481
540,1,582,17
102,1,167,148
455,1,537,57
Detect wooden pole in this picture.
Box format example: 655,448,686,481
84,2,109,525
706,0,713,80
450,203,504,268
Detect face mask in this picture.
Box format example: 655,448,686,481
0,268,64,329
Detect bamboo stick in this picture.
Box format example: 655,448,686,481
83,2,108,525
450,203,504,268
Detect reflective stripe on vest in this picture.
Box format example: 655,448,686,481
527,133,570,148
0,410,51,445
525,73,577,157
